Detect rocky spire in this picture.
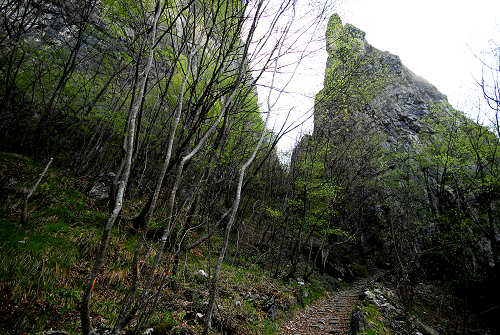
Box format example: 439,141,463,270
315,14,449,145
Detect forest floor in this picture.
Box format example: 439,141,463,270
2,151,491,335
0,152,341,334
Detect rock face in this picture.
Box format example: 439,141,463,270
289,14,453,279
315,14,448,145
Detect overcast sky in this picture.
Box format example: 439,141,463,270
266,0,500,157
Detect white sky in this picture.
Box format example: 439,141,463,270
266,0,500,158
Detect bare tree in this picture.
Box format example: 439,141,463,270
480,44,500,138
80,1,165,333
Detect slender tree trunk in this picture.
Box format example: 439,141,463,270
80,1,163,333
132,47,195,231
203,5,274,326
21,157,53,225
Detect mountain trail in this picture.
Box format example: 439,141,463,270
278,272,385,335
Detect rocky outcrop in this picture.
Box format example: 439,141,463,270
315,14,448,145
289,13,455,282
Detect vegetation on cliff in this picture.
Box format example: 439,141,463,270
294,14,500,333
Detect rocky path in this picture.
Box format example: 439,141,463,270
278,273,384,335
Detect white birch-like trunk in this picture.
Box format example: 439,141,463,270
80,1,163,334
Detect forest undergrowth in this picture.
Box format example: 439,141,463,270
0,152,342,335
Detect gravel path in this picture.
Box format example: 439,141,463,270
278,273,384,335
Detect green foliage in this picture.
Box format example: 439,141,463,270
318,15,392,122
382,102,500,284
0,0,303,333
360,303,392,335
150,310,178,333
291,138,347,241
0,148,303,333
264,206,282,218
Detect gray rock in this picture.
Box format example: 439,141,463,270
351,307,367,334
414,318,440,335
364,290,377,302
89,182,109,201
380,302,396,312
316,14,448,147
249,293,263,302
268,304,278,321
197,269,208,278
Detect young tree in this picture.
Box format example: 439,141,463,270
80,1,165,334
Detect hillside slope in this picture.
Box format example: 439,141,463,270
0,152,320,334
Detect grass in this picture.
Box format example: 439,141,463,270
0,151,329,335
360,303,392,335
0,152,124,333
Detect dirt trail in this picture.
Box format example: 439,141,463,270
278,273,384,335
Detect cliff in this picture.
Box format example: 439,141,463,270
314,14,448,145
